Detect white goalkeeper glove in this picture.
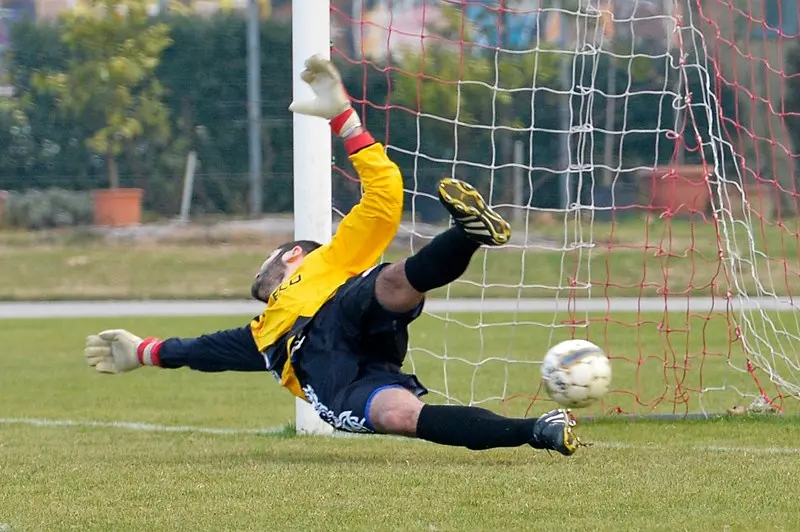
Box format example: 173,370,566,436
85,329,162,374
289,54,364,140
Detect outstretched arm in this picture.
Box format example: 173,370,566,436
288,55,403,275
317,142,403,274
85,326,265,374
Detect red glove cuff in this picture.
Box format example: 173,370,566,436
137,337,163,366
331,108,375,154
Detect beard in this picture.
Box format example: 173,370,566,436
250,261,286,303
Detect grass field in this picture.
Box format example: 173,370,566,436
3,313,800,531
1,216,799,301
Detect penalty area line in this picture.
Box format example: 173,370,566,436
591,441,800,455
0,417,287,436
3,417,800,455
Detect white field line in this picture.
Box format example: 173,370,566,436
2,417,800,455
0,417,286,436
0,297,798,319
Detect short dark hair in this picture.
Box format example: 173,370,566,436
278,239,322,256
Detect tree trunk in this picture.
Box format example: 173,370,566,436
182,96,194,149
127,141,147,191
107,152,120,189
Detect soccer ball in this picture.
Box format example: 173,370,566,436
541,339,612,408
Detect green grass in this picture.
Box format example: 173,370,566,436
2,314,800,530
1,216,799,300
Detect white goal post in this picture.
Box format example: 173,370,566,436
292,0,334,435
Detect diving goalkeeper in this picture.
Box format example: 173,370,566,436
84,55,581,455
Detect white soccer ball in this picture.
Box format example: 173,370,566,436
541,339,612,409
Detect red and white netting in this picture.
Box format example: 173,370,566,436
331,0,800,418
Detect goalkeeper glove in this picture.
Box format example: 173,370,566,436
289,53,374,154
85,329,162,374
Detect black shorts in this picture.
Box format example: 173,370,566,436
293,263,428,433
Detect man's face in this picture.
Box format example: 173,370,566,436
251,248,286,303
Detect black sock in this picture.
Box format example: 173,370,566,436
415,404,536,450
403,227,480,293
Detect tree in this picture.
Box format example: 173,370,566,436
786,42,800,164
393,4,560,129
391,4,561,206
691,0,797,201
6,15,298,214
33,0,172,189
155,14,295,213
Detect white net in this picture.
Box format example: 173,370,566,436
331,0,800,418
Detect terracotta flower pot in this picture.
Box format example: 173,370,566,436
647,165,711,217
91,188,144,227
724,182,777,221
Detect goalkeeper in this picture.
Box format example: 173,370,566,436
84,55,580,456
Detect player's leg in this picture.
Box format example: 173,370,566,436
309,272,580,454
358,381,580,455
376,178,512,313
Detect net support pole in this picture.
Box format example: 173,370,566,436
556,0,572,211
291,0,334,435
247,0,262,217
513,140,524,225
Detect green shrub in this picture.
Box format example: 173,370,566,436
4,188,93,229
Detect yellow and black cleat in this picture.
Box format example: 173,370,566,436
530,408,584,456
437,178,512,246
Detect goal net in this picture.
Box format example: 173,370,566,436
330,0,800,419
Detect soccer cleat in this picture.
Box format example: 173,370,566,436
529,408,581,456
437,177,511,246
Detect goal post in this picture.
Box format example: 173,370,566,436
291,0,334,435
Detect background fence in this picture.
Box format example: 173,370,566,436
0,0,797,228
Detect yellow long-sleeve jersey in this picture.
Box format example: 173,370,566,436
249,143,404,400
